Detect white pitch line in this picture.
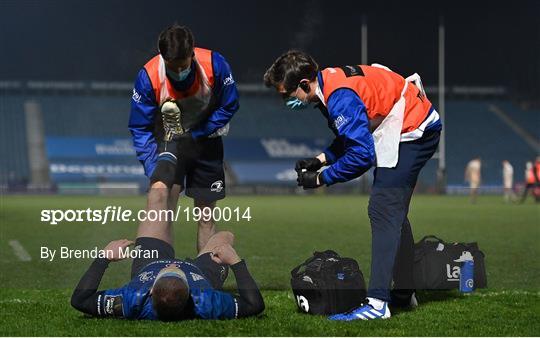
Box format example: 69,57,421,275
474,290,540,297
8,240,32,261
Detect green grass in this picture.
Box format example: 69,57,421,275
0,194,539,336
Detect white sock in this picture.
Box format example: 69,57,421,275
367,297,386,311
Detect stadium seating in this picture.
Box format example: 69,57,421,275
1,94,537,188
494,101,540,139
0,96,30,185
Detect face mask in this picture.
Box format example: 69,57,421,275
166,66,191,82
285,96,308,110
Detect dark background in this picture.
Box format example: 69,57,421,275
1,0,539,97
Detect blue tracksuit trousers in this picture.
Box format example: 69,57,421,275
366,130,440,302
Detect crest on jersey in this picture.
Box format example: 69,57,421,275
138,271,154,283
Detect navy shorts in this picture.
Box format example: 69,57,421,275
174,137,226,202
189,253,229,290
131,237,175,279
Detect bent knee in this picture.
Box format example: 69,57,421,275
219,231,234,245
368,199,386,220
149,182,169,203
150,181,168,191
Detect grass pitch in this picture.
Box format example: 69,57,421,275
0,194,539,336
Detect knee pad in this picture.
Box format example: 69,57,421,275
150,154,177,188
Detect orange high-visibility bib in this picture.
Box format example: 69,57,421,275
144,47,214,105
320,65,432,133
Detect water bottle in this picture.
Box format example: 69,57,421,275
459,257,475,293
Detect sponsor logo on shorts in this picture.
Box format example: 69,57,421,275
211,180,224,193
219,266,227,281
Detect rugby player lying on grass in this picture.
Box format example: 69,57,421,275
71,230,264,321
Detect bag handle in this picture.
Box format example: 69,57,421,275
313,250,339,258
291,255,319,276
415,236,445,258
291,259,309,276
291,250,340,276
419,235,444,243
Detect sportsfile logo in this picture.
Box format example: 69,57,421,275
40,205,252,226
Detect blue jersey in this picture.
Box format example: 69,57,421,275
101,259,237,320
128,50,239,177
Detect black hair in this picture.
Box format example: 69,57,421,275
151,276,190,321
157,24,194,62
263,50,319,94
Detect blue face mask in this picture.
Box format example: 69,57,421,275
166,66,191,82
285,96,308,110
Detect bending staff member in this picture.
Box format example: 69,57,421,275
263,51,441,321
129,24,239,252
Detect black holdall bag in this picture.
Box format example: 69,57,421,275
290,250,366,315
413,235,487,290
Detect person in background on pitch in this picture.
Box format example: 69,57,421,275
263,51,441,321
465,157,481,204
129,24,239,252
520,157,540,203
71,207,264,320
502,160,516,203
